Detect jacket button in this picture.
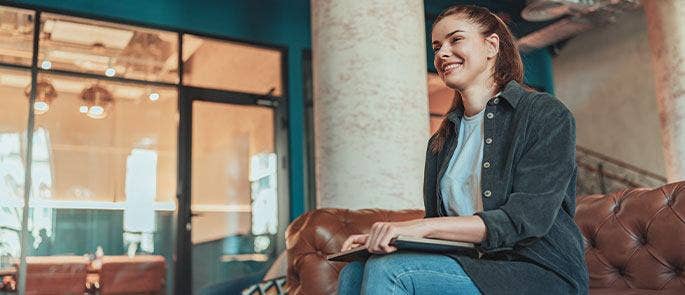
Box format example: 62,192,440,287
486,112,494,119
483,162,491,169
483,190,492,198
493,98,500,104
485,138,493,144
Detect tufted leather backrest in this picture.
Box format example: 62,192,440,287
285,208,424,294
286,182,685,294
575,181,685,291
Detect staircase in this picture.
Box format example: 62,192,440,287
576,145,667,196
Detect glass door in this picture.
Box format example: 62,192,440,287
176,87,285,294
174,33,288,294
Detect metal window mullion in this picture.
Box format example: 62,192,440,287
17,10,41,295
174,31,192,295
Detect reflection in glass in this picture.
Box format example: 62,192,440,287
191,101,277,292
183,35,282,96
0,67,29,270
0,69,179,291
39,13,179,83
0,6,34,66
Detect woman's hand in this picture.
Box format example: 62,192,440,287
365,219,427,254
341,234,369,252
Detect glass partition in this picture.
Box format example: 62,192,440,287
183,34,282,96
191,100,277,292
0,6,35,66
20,72,178,293
0,67,30,283
0,4,287,294
39,13,179,83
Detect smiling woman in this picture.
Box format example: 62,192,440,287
337,5,588,295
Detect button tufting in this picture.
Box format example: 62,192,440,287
639,234,648,245
588,238,597,248
612,204,621,214
617,267,626,276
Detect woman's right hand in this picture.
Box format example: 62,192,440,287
341,234,369,252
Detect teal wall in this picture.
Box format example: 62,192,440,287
522,48,555,94
7,0,555,221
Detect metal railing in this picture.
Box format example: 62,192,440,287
576,145,667,196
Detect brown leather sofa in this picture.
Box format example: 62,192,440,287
286,181,685,294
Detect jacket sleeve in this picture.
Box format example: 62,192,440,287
475,97,576,253
423,137,439,218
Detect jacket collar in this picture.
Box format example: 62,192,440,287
446,80,524,123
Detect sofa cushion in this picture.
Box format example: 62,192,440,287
285,208,424,294
576,182,685,292
285,182,685,294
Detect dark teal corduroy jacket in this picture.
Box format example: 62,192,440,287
423,80,589,294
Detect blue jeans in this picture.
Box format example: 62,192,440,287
337,251,481,295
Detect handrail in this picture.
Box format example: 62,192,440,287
576,145,666,182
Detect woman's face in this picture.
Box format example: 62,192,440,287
431,14,498,90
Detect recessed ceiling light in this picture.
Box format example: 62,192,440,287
105,68,116,77
149,92,160,101
40,60,52,70
34,101,49,114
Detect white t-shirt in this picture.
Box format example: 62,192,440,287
439,107,485,216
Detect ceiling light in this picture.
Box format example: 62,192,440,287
88,105,105,117
105,67,116,77
148,92,159,101
34,101,49,113
80,84,114,119
40,60,52,70
24,79,58,115
521,0,598,22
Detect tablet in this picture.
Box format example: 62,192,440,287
326,235,478,262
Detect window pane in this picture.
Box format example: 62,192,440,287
183,35,282,96
0,6,34,66
191,101,277,291
39,13,179,83
23,73,178,293
0,67,29,278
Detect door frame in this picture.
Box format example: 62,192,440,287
175,84,289,293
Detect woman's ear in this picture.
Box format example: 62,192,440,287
484,33,500,59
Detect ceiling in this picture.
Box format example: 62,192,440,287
425,0,557,38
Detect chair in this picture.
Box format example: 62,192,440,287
98,255,166,294
22,256,89,295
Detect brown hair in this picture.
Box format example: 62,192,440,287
429,5,524,154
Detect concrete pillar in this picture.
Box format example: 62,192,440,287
644,0,685,182
311,0,429,209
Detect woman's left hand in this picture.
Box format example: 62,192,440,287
365,219,427,254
